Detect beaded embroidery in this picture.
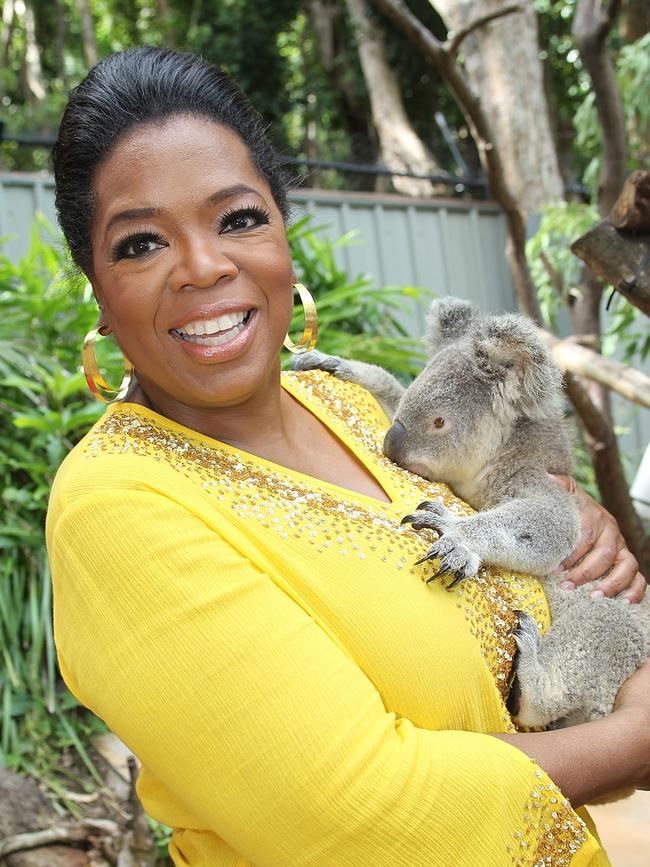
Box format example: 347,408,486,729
507,765,589,866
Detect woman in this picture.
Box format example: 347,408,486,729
46,47,649,866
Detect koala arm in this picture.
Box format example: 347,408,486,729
405,478,580,579
292,350,405,420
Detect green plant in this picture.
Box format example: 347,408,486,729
0,218,110,807
287,215,430,378
526,203,648,363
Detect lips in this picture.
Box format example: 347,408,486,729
171,309,252,347
169,307,258,362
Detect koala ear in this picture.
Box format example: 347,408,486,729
426,296,479,351
477,314,563,417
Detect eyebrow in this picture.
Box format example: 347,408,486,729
104,183,261,234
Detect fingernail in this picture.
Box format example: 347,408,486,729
590,589,605,599
622,596,632,605
560,580,575,591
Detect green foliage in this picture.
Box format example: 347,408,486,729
287,215,430,378
574,33,650,195
0,214,427,808
0,219,109,806
526,202,649,363
526,202,599,329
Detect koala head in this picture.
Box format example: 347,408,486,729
384,297,563,486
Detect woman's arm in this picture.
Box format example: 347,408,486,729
495,662,650,806
550,474,647,602
48,487,607,866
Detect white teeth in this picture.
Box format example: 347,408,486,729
177,310,247,338
180,321,247,346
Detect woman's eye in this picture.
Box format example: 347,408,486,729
112,233,164,260
220,206,270,234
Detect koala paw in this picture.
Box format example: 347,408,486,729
400,497,455,533
418,534,481,588
509,612,564,729
291,350,351,377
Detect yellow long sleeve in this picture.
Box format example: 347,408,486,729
46,371,608,866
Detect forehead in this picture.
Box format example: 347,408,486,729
92,115,265,216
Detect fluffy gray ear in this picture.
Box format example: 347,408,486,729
426,296,479,350
476,314,563,417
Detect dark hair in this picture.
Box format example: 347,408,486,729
52,47,290,276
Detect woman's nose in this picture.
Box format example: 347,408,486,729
171,236,239,292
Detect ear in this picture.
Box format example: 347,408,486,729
476,314,563,417
426,296,479,351
90,282,111,332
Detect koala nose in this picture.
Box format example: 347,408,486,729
384,420,407,462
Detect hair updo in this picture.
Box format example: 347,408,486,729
52,46,290,277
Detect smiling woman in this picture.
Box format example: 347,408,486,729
45,46,650,867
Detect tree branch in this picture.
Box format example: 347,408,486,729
445,3,524,60
563,371,650,575
539,330,650,409
369,0,542,322
572,0,627,214
0,819,120,858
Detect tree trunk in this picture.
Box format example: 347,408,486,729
345,0,442,197
620,0,650,41
155,0,176,47
14,0,45,104
573,0,628,216
308,0,378,189
432,0,564,217
1,0,14,69
569,0,648,571
370,0,543,320
53,0,68,84
77,0,97,68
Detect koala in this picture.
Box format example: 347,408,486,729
294,297,649,729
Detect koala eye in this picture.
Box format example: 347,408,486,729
432,417,446,430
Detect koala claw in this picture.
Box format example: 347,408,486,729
417,535,481,586
402,498,455,533
291,350,350,377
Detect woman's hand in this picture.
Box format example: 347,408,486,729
550,474,646,603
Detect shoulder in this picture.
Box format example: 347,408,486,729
282,368,392,431
46,404,204,535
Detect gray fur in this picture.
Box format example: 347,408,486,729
294,297,650,727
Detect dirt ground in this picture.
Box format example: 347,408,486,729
589,789,650,866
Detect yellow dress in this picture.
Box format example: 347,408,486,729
46,370,609,867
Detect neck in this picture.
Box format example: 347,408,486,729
128,367,299,457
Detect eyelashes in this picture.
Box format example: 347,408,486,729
219,204,271,232
110,203,272,261
111,230,163,261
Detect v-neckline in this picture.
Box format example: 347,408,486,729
110,373,400,510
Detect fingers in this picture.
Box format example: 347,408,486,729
562,546,645,602
621,571,648,604
560,525,598,570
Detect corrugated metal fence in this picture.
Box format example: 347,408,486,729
1,172,646,461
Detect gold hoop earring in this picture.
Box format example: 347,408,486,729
283,283,318,354
82,326,134,403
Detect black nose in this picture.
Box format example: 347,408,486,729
384,420,407,462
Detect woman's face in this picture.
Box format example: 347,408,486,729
90,114,295,413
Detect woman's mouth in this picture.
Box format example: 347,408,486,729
171,309,252,346
169,307,257,363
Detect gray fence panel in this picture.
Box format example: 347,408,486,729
2,173,647,465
